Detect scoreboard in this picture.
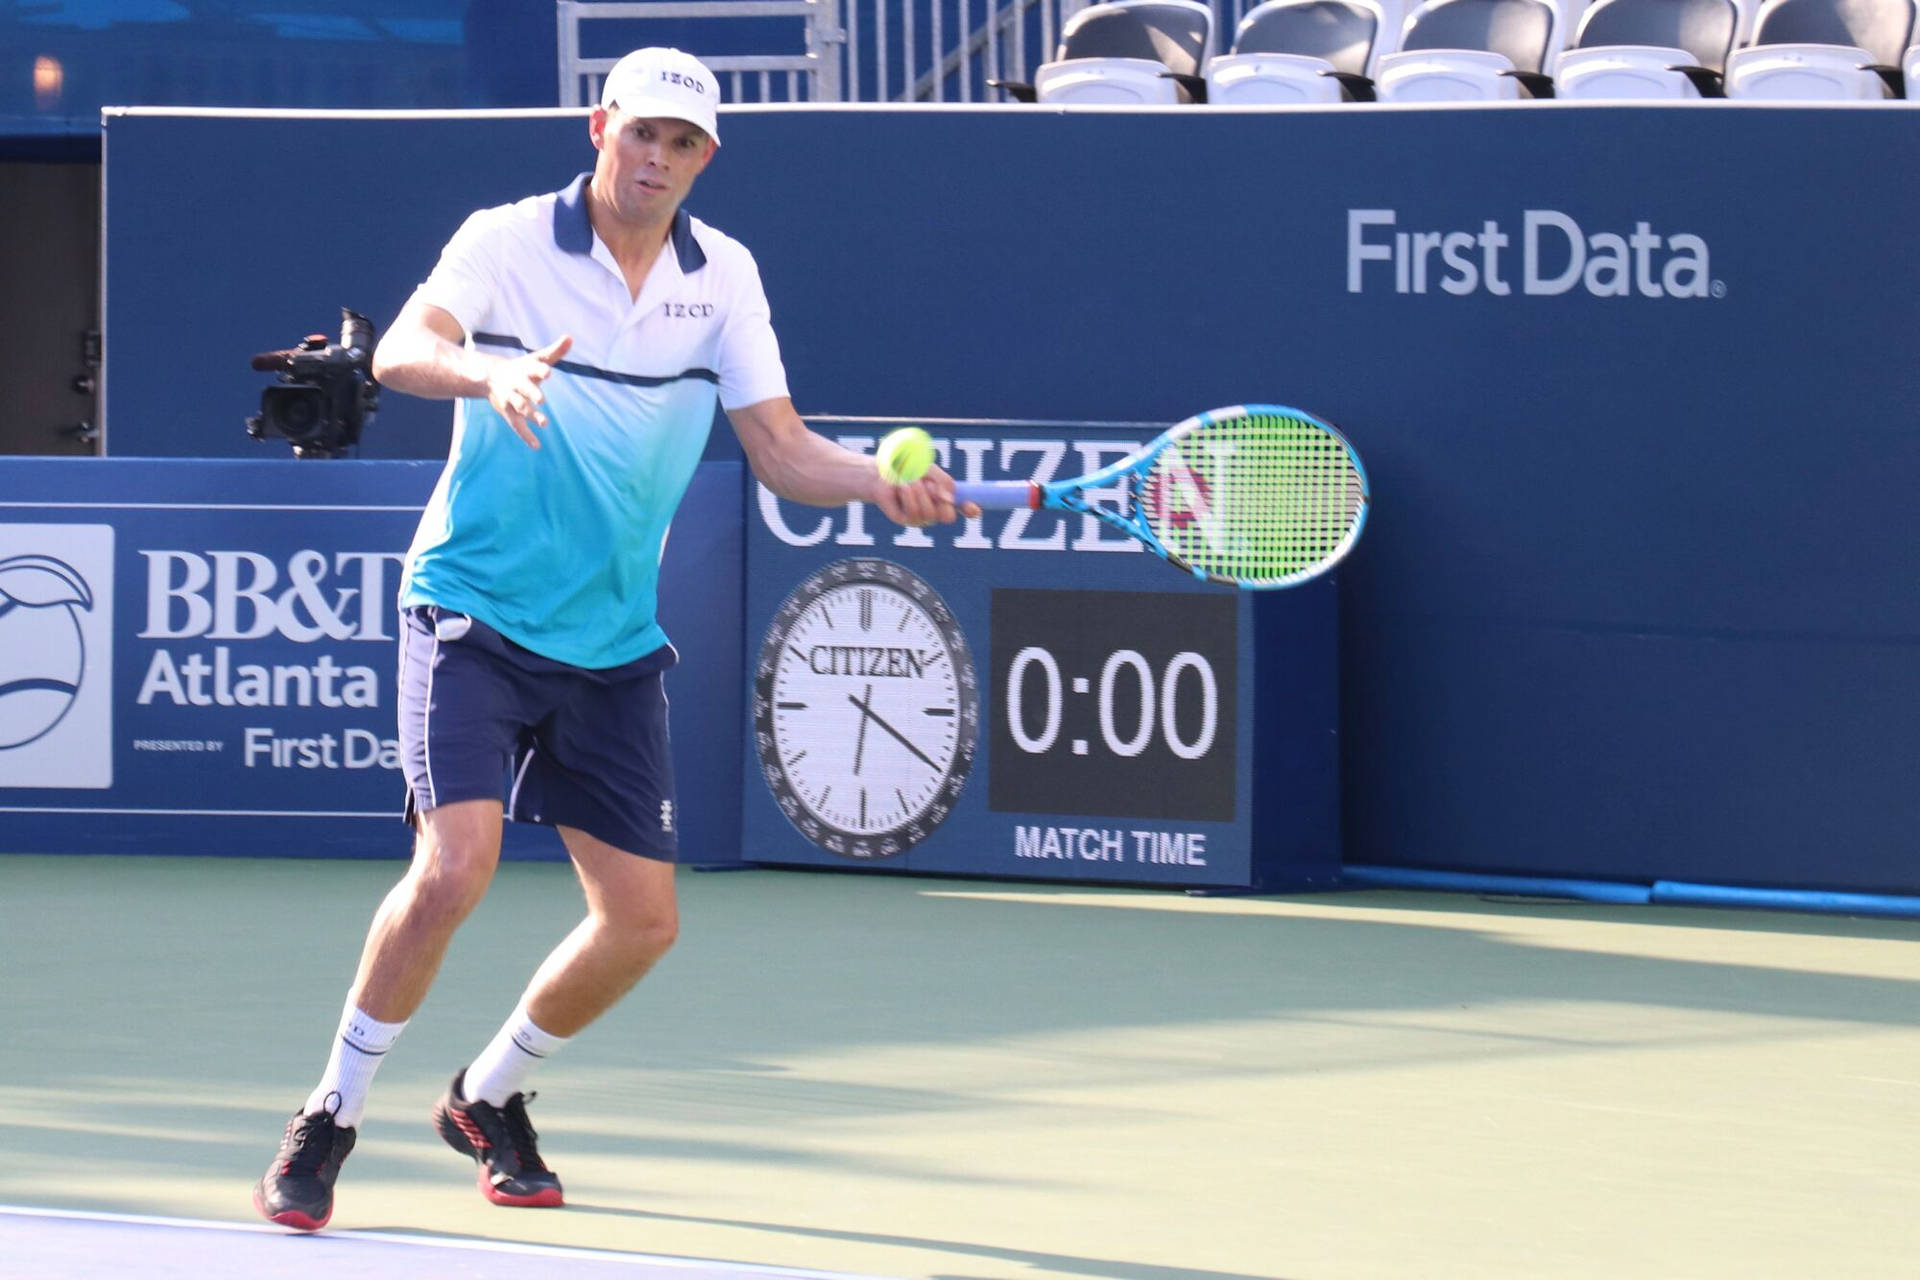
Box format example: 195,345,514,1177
743,420,1341,891
989,587,1238,824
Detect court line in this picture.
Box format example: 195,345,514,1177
0,807,394,818
0,1205,891,1279
808,415,1165,430
0,502,421,512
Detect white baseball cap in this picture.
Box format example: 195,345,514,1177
599,47,722,146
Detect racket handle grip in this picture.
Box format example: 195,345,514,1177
953,480,1040,510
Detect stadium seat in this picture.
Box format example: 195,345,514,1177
1723,0,1913,98
1555,0,1738,97
1552,0,1597,43
1372,0,1562,99
1204,0,1387,102
992,0,1215,103
1570,0,1739,74
1729,0,1767,42
1028,57,1188,101
1554,44,1719,94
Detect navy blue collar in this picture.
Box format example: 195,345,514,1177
554,173,707,273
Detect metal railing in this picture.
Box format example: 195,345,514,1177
559,0,1256,105
557,0,845,106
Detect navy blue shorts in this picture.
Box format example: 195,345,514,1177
396,605,679,861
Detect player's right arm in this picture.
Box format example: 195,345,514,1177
371,299,571,449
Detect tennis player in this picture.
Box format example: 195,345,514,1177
252,46,965,1230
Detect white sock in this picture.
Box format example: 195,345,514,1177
304,1002,407,1129
463,1001,571,1106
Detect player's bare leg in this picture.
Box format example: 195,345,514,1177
255,798,503,1228
526,826,680,1033
352,798,505,1021
433,826,677,1206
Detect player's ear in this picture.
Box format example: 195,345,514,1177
589,106,613,150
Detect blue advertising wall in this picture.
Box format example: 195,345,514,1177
96,104,1920,894
0,458,746,863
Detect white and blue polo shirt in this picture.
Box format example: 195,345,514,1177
398,173,789,668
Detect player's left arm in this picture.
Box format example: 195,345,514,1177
727,396,967,527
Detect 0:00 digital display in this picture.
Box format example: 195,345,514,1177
988,588,1237,823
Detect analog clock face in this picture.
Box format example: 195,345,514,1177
754,559,978,859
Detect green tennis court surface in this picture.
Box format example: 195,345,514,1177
2,855,1915,1279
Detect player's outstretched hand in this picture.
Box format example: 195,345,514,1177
874,465,980,528
486,335,573,448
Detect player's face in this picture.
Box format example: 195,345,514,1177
590,109,716,227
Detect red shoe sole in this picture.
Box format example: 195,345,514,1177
253,1186,330,1231
477,1169,564,1207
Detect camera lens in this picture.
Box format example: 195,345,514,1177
280,400,318,436
262,384,328,444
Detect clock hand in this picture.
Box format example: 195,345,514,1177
851,682,872,776
846,691,939,771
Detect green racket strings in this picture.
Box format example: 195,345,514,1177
1142,409,1365,585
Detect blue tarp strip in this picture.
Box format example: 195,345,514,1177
1649,880,1920,920
1342,865,1920,919
1339,865,1651,904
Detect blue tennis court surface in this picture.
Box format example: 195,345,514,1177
0,1207,889,1280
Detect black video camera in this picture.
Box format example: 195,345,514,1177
246,309,380,459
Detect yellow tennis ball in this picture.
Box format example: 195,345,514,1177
875,426,935,485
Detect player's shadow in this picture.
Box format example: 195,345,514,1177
587,868,1920,1081
557,1204,1296,1280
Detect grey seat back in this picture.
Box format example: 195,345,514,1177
1576,0,1740,70
1233,0,1381,75
1401,0,1558,71
1062,1,1214,75
1750,0,1914,64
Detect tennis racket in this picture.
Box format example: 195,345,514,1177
953,404,1369,590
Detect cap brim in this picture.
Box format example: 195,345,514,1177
603,97,720,145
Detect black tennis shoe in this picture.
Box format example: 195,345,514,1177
252,1098,356,1231
432,1070,564,1207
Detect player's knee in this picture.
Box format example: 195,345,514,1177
405,837,497,924
611,902,679,962
405,862,491,927
647,912,680,957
